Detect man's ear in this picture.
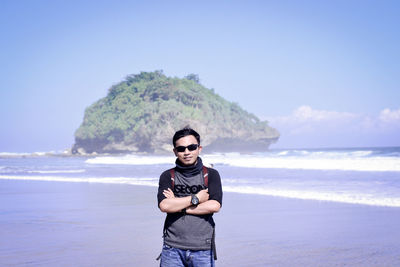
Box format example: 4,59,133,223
173,148,178,157
198,145,202,154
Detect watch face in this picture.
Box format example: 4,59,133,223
191,195,199,205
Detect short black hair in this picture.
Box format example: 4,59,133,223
172,127,200,147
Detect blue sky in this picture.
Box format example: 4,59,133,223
1,0,399,152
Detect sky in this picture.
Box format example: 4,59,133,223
0,0,399,152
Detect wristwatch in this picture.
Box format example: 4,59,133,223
191,194,199,206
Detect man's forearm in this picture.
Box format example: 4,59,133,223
186,200,221,215
159,196,192,213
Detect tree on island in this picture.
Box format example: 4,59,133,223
184,73,200,84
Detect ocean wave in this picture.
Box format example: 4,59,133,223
0,175,158,187
223,186,400,208
26,170,86,174
0,152,31,157
218,156,400,172
85,155,175,165
0,151,69,158
84,150,400,172
2,175,399,208
270,149,374,158
0,167,86,175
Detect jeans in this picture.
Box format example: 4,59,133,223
160,244,215,267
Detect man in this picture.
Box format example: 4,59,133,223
157,128,223,267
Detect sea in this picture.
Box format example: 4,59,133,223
1,146,400,208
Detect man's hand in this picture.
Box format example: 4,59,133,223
163,188,175,199
196,189,209,203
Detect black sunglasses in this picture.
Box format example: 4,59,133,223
175,144,199,152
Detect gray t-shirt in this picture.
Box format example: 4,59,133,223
157,161,223,250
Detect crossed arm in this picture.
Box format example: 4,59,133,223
159,188,221,215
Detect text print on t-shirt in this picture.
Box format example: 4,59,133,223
174,184,206,195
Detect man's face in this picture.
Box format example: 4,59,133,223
173,135,202,166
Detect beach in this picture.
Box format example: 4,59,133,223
1,179,400,266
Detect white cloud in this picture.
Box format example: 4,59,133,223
267,106,361,133
292,105,357,122
265,106,400,148
379,108,400,123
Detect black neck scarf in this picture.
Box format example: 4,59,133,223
175,157,203,177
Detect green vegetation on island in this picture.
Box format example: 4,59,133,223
72,70,279,154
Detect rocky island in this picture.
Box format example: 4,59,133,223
72,71,279,154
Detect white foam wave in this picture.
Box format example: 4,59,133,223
349,150,374,157
2,175,399,207
305,150,374,159
84,152,400,172
0,152,31,157
32,152,48,156
206,154,400,172
0,151,68,158
0,175,158,187
86,155,175,165
277,151,289,156
26,170,86,174
27,170,86,174
223,186,400,208
0,168,86,175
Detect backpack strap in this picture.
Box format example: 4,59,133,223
202,165,208,187
212,227,217,260
169,168,175,189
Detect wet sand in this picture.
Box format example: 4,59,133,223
1,180,400,266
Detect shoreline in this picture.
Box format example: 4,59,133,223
1,180,400,266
